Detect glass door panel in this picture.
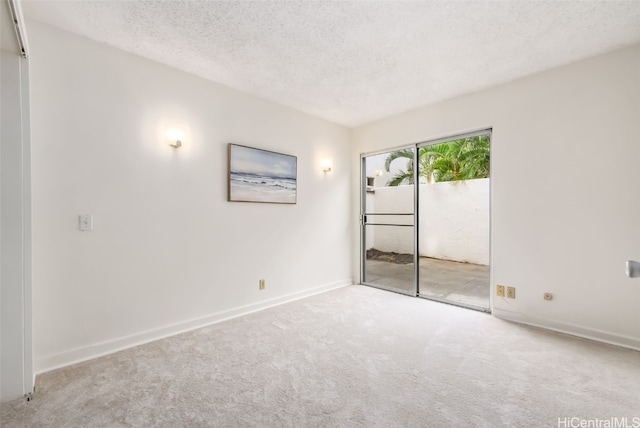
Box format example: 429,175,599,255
361,149,416,296
416,132,491,311
363,224,415,293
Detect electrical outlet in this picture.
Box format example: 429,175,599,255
506,287,516,299
496,285,505,297
79,214,93,231
544,293,553,301
259,279,265,290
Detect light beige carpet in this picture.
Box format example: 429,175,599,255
2,285,639,427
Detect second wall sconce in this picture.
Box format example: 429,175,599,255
166,128,184,148
321,159,333,172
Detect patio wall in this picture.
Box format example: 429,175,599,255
366,178,489,265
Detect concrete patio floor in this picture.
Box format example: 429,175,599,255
364,257,490,310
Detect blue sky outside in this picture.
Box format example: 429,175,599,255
230,145,296,179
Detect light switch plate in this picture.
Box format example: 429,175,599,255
79,214,93,231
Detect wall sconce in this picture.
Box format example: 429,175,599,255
375,170,383,177
166,128,184,148
321,159,332,172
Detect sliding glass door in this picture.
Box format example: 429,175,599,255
360,130,491,312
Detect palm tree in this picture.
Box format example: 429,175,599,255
384,136,490,186
384,149,417,186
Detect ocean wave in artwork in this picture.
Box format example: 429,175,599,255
230,171,297,203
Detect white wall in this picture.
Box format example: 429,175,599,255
1,1,33,403
353,44,640,350
421,178,489,265
28,21,352,373
368,179,490,265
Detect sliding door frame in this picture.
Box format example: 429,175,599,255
360,128,492,312
360,145,419,296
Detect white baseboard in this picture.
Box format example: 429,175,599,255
493,308,640,351
35,280,352,375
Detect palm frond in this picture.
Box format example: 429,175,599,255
384,149,414,172
383,136,490,185
386,170,413,186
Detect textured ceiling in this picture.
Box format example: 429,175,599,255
22,1,640,127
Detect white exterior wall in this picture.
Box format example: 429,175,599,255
365,185,413,255
421,178,489,265
28,22,352,373
353,44,640,350
365,179,489,265
364,191,375,251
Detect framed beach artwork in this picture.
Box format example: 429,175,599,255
228,144,297,204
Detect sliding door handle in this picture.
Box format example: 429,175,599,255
625,260,640,278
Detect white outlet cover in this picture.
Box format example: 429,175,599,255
79,214,93,231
